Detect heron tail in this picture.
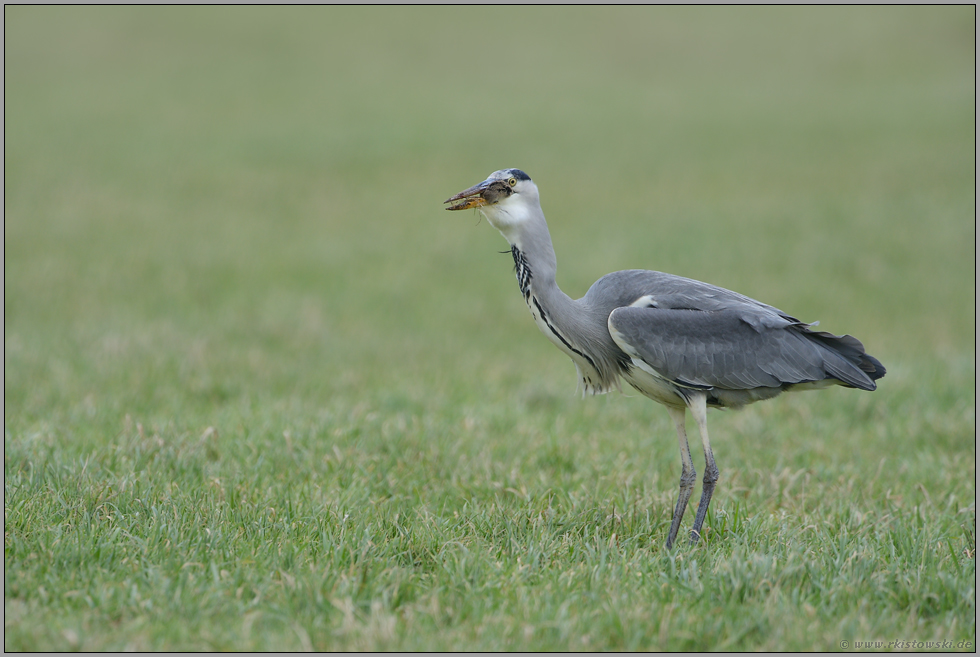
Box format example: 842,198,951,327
801,328,887,391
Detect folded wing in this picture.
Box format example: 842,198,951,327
608,305,881,392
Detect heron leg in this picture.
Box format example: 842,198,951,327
688,393,719,545
665,405,696,550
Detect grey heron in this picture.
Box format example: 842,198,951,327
445,168,886,549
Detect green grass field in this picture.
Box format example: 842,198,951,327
5,6,975,651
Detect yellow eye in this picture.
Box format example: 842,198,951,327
508,177,518,187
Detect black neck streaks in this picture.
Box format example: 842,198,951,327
511,245,532,301
511,246,599,374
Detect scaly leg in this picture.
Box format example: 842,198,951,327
688,392,719,545
665,405,697,550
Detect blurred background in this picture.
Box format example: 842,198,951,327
5,6,975,432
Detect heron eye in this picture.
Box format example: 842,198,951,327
508,177,518,187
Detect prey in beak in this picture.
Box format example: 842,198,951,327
444,178,513,211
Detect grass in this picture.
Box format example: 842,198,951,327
5,6,976,651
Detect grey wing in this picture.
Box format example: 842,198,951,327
584,269,803,328
607,306,877,392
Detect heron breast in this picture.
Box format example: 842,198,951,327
621,358,688,407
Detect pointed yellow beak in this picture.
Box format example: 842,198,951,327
444,180,492,211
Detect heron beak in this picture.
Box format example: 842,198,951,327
444,180,491,211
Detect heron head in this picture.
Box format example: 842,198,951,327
444,169,540,234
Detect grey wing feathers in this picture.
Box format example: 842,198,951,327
586,270,799,323
608,306,881,392
586,269,884,392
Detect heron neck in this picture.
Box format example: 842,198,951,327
506,216,563,303
502,214,624,395
507,218,592,350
